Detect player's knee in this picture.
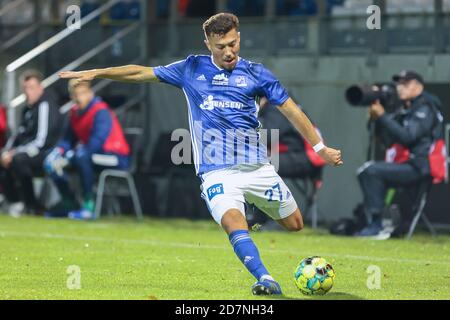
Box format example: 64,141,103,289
221,209,247,234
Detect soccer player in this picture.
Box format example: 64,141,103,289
60,13,343,295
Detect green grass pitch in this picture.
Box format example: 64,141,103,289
0,215,449,300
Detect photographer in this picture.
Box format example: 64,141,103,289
356,71,440,238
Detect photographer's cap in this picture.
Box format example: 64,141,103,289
392,70,424,85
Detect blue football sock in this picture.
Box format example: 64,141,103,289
229,230,271,281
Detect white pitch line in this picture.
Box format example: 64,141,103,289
1,230,449,266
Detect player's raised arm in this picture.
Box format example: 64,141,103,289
277,97,343,167
59,65,159,84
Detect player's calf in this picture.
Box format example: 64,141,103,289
221,209,281,294
278,208,304,232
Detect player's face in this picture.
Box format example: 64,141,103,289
205,29,240,70
22,78,44,105
396,80,423,101
72,85,94,109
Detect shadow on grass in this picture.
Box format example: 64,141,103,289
265,292,365,300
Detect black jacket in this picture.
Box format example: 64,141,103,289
376,92,438,176
8,91,64,157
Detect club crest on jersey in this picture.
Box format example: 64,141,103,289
207,183,224,200
235,76,247,87
212,73,229,86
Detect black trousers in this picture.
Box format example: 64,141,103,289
357,161,424,221
0,151,48,210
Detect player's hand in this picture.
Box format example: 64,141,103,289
1,150,14,169
369,100,385,119
44,147,68,176
58,70,97,85
318,146,343,167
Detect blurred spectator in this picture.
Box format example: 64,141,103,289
276,0,345,16
327,0,345,14
0,0,33,24
109,0,141,57
110,0,140,20
0,104,7,149
156,0,170,18
44,80,130,220
186,0,216,18
0,70,64,217
227,0,265,16
178,0,190,17
277,0,317,16
0,104,6,205
80,0,100,20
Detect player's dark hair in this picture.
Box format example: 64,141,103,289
203,13,239,38
19,69,43,83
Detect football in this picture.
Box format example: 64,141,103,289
294,256,336,295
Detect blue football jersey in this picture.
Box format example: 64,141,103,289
154,55,289,175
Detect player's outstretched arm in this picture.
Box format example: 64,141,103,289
277,97,343,167
59,65,159,84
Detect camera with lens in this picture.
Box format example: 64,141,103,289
345,83,402,113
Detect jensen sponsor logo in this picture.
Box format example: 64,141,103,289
199,95,244,110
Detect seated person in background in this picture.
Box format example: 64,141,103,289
276,0,345,16
0,104,8,204
227,0,265,16
356,71,445,238
110,0,140,20
80,0,100,20
0,70,64,216
0,104,7,149
44,79,130,220
186,0,216,17
276,0,318,16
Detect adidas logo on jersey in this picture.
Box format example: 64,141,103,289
212,73,229,86
196,74,206,81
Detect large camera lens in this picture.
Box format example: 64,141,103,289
345,83,401,113
345,85,379,106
